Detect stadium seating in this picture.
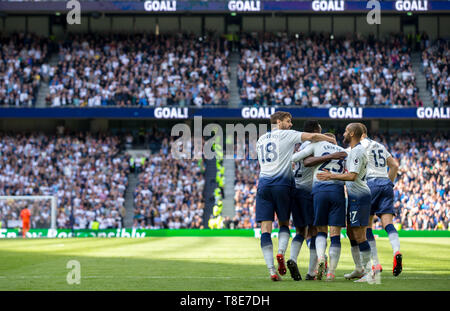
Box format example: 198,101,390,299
387,132,449,230
421,39,449,107
133,132,206,229
0,129,447,231
1,32,447,107
0,33,52,106
0,132,129,229
46,33,230,107
237,33,419,107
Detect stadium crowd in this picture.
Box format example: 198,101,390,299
46,33,230,107
422,39,449,107
0,33,52,106
132,132,206,229
237,33,420,107
0,129,447,232
232,132,449,231
387,132,449,230
2,32,447,108
0,131,129,229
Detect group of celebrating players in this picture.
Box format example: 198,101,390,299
256,111,403,283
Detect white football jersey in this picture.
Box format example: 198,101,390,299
345,143,371,197
361,138,392,179
292,141,346,186
293,141,314,191
257,129,304,187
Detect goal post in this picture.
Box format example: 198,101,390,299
0,196,57,230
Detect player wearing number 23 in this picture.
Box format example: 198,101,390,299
291,132,348,281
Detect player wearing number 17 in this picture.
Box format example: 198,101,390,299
256,111,336,281
317,123,374,283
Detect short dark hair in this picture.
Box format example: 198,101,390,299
303,120,321,133
270,111,292,124
347,123,363,139
357,123,368,135
324,132,336,139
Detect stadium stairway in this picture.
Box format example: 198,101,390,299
228,52,241,108
36,54,59,107
222,159,235,218
411,52,433,107
35,83,49,107
202,159,218,227
124,172,139,228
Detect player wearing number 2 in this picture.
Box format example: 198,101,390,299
291,132,347,281
255,111,336,281
358,123,402,277
316,123,374,283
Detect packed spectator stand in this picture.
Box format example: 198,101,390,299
132,130,206,229
1,32,447,107
0,33,54,106
46,33,230,107
237,32,421,107
0,131,129,229
421,38,449,107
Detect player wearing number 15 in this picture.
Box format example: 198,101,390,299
359,124,402,277
255,111,336,281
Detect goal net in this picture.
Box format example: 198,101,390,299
0,196,57,230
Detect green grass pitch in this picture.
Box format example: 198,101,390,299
0,237,449,291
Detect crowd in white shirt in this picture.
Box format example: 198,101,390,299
0,131,129,229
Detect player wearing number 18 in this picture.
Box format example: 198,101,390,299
255,111,336,281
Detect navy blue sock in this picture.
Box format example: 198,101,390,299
385,224,397,234
293,234,305,244
330,235,341,247
385,224,400,254
358,240,370,252
358,240,371,268
307,236,318,274
279,226,290,234
329,236,341,274
317,232,327,239
261,232,274,270
308,236,316,250
366,228,375,241
261,232,272,248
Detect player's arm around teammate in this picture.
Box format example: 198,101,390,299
317,123,375,283
288,122,348,281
